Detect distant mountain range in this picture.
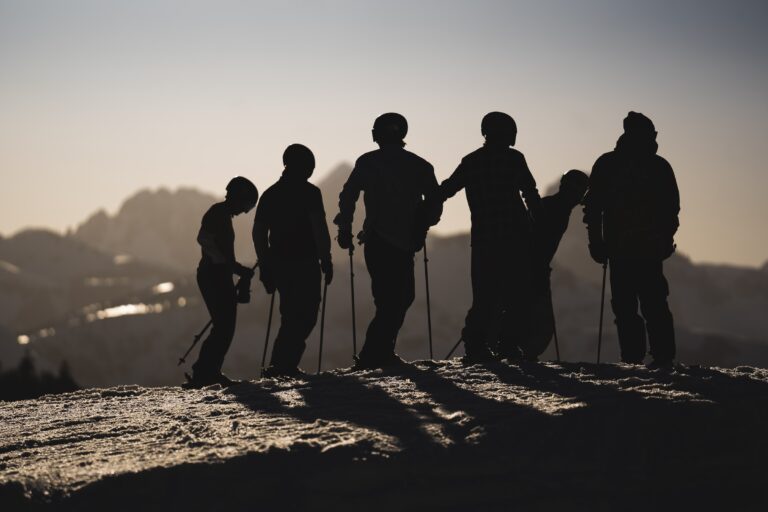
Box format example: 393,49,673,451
0,164,766,387
71,163,364,272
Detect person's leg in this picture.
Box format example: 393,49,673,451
360,236,414,363
462,244,500,359
270,262,321,371
193,269,237,379
386,246,415,355
609,259,646,363
499,243,538,358
637,260,676,364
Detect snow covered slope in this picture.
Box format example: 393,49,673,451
2,360,768,511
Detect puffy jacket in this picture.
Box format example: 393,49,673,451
583,134,680,260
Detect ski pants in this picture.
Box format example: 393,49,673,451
194,267,237,377
270,259,321,370
609,258,676,363
463,242,533,353
359,233,415,361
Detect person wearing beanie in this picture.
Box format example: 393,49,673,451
583,112,680,369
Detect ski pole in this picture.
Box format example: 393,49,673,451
445,337,462,359
349,248,357,357
597,261,608,364
177,262,258,366
317,280,328,374
260,291,276,376
177,319,212,366
549,286,561,362
423,244,434,359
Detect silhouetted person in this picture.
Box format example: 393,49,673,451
253,144,333,378
439,112,541,363
334,113,442,369
583,112,679,368
505,170,589,360
187,176,258,388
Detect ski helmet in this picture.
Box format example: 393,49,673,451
481,112,517,145
225,176,258,207
372,113,408,143
560,169,589,201
282,144,315,175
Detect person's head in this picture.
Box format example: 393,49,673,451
617,111,658,155
372,113,408,147
481,111,517,147
559,169,589,206
282,143,315,180
623,111,656,137
225,176,258,215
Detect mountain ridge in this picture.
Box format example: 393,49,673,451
1,165,767,385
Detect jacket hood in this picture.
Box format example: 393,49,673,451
615,132,658,157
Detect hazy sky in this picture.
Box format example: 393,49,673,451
1,0,766,266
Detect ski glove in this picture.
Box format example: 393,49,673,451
259,265,276,295
588,240,608,265
337,229,354,251
236,275,252,304
320,258,333,285
234,262,255,279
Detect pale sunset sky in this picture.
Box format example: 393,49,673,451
1,0,766,266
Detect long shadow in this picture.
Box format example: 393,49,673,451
222,360,768,470
484,361,653,408
359,363,551,446
556,362,768,404
294,371,443,451
225,371,442,452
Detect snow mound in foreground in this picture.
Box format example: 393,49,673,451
2,360,768,511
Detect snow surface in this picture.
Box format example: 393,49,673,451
2,360,768,511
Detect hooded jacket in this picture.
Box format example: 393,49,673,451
583,133,680,260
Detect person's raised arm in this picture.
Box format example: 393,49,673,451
439,159,469,202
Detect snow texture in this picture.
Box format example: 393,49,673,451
2,360,768,511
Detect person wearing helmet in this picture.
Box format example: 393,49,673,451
439,111,542,363
583,112,679,368
186,176,258,388
504,169,589,360
253,144,333,378
334,113,442,369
